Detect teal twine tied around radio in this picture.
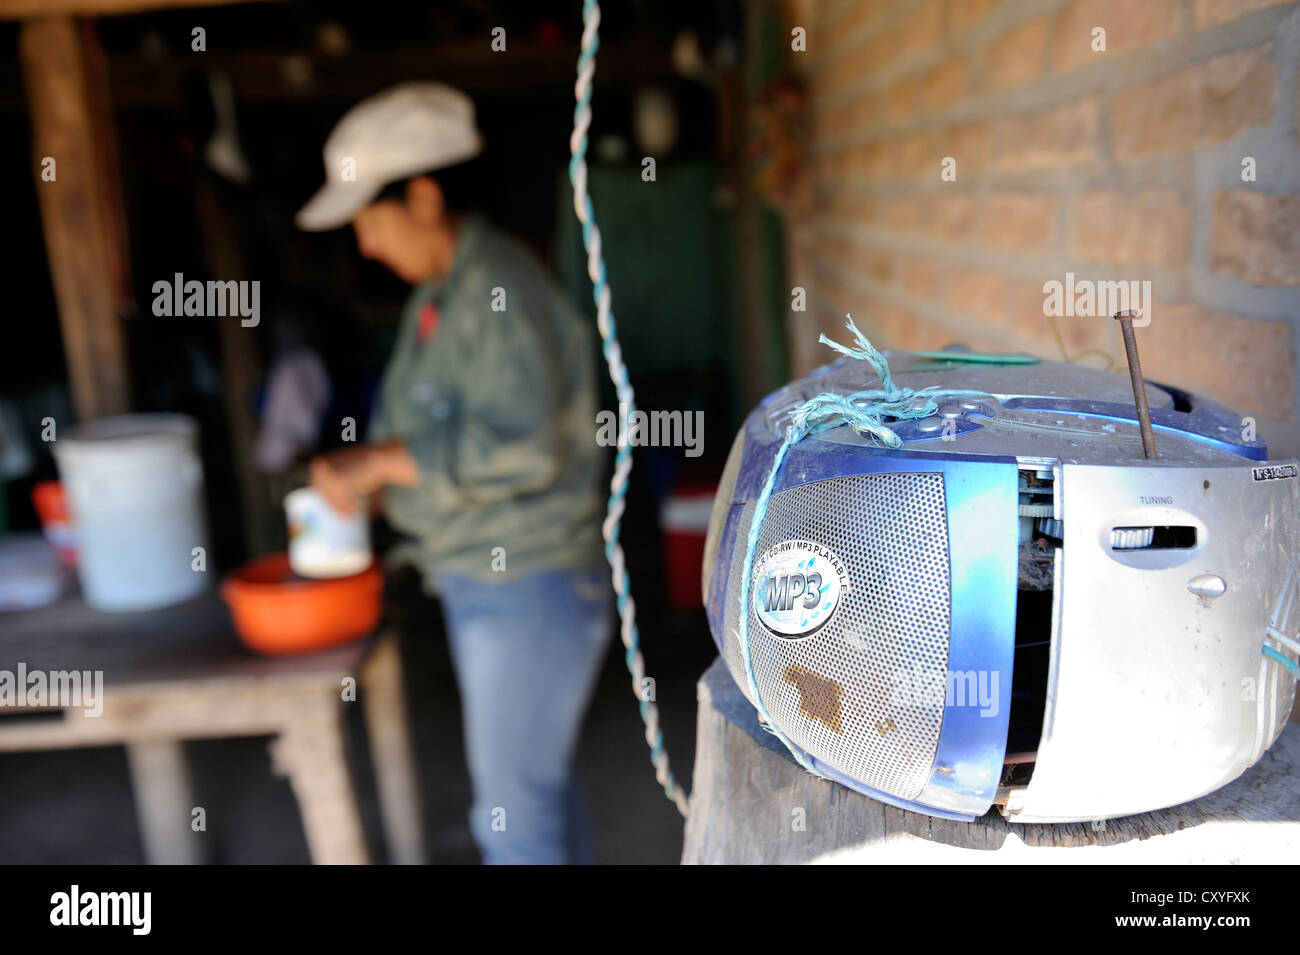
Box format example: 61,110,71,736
790,318,973,447
1263,558,1300,679
569,0,689,817
735,316,986,776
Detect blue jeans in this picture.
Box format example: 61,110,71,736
433,565,612,864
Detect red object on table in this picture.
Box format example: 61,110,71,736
222,552,383,656
660,482,718,612
31,480,77,567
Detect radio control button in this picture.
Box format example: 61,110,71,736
1186,574,1226,599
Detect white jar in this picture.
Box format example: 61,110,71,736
285,487,372,578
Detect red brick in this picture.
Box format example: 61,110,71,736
1112,45,1276,159
892,193,971,238
948,0,997,34
883,77,918,120
824,0,865,33
1051,0,1181,73
869,297,915,342
926,193,978,240
893,308,958,352
1112,68,1198,158
853,241,897,282
863,27,899,72
839,294,912,349
980,194,1059,255
922,56,966,111
814,103,854,142
812,275,853,327
888,195,923,231
1006,280,1112,361
1200,45,1277,145
937,119,992,176
822,56,861,99
816,231,896,285
985,17,1049,90
819,94,879,140
893,131,936,179
1142,304,1295,420
1212,189,1300,286
1193,0,1296,27
897,0,945,56
903,256,945,301
825,190,885,225
1069,191,1192,268
847,140,892,180
943,265,1007,324
997,99,1099,169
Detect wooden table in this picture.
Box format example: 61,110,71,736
0,588,424,865
683,657,1300,863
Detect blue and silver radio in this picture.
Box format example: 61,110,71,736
702,344,1298,822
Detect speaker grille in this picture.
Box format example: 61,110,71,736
722,472,952,800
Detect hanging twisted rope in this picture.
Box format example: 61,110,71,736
569,0,688,817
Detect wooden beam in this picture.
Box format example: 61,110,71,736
0,40,679,113
79,18,133,311
0,0,279,20
193,174,276,558
20,16,131,421
99,41,676,109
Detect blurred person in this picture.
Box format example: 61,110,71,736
296,83,609,864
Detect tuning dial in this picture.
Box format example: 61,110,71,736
1111,526,1155,549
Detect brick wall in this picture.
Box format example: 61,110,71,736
787,0,1300,455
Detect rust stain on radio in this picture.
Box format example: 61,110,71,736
782,665,843,733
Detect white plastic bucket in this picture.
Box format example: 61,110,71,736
285,487,371,579
53,414,210,612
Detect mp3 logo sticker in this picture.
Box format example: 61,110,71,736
752,539,849,638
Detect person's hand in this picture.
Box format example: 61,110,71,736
309,440,418,515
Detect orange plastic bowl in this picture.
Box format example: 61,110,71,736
221,552,383,655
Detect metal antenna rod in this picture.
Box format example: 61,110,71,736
1114,309,1158,459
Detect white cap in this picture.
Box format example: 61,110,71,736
295,82,483,231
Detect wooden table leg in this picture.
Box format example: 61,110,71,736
125,739,203,865
361,629,427,864
269,692,371,865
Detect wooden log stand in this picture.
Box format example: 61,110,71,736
682,657,1300,864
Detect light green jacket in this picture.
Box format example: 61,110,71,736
368,214,605,582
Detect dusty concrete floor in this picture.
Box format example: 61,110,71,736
0,568,716,865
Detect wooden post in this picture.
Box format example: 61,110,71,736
20,16,131,421
125,739,204,865
194,175,276,557
361,630,427,864
268,690,372,865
